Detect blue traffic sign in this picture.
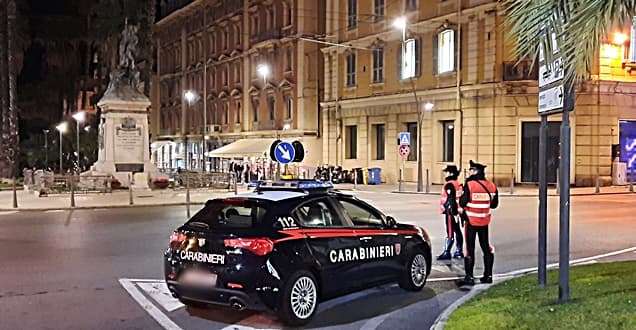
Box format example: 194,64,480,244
399,132,411,146
274,141,295,164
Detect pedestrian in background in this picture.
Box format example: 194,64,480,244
458,160,499,287
437,164,464,260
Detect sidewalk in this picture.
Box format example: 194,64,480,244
0,182,633,211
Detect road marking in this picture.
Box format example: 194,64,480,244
119,278,183,330
45,210,65,213
137,281,184,312
0,211,18,216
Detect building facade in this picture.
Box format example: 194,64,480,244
152,0,325,177
321,0,636,187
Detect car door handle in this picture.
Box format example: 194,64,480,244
359,236,373,241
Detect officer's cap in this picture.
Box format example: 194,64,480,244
442,164,460,175
469,160,487,172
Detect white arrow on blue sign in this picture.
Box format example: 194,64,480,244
399,132,411,146
274,141,295,164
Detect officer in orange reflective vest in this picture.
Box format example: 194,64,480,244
437,165,464,260
458,160,499,287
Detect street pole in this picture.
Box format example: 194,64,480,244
558,94,572,303
417,100,423,192
538,114,548,286
76,120,80,172
59,130,63,174
44,129,49,168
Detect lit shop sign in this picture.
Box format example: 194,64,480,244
401,39,416,79
619,120,636,169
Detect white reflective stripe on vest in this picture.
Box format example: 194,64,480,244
466,202,490,209
465,210,490,218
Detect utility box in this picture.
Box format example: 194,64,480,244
612,162,627,185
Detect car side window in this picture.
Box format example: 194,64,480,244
293,199,343,227
336,198,384,227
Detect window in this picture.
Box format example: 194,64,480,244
373,0,384,22
346,53,356,87
222,68,228,85
372,47,384,83
442,121,454,162
283,1,292,27
437,29,455,74
400,38,420,79
234,62,240,84
405,0,417,11
347,0,357,29
286,47,292,71
336,198,384,227
252,99,259,122
285,95,293,119
374,124,385,160
224,103,229,124
236,101,241,123
251,15,259,34
346,125,357,159
406,122,417,161
293,199,343,227
268,96,275,121
267,8,274,29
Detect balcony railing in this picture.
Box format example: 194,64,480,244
250,30,282,44
503,60,538,81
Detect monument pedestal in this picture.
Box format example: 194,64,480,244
84,72,163,188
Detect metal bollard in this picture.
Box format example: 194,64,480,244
70,174,75,207
186,174,191,218
510,168,515,195
233,173,238,195
12,177,17,208
353,170,358,190
425,169,430,193
630,171,634,193
398,169,403,192
595,175,600,194
128,174,133,205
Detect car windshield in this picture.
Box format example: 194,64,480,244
187,198,268,230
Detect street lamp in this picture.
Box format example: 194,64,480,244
43,129,50,169
184,90,197,171
56,122,68,174
257,64,271,83
72,111,86,172
393,17,407,42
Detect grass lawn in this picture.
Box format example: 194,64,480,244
445,261,636,330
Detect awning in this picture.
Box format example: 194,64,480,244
208,138,275,158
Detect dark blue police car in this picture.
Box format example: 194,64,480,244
164,180,432,326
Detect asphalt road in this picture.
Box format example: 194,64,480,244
0,192,634,330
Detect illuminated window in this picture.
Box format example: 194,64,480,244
372,47,384,83
438,30,455,74
441,121,454,162
400,39,419,79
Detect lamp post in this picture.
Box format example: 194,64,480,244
43,129,50,169
257,64,276,179
421,102,435,192
72,111,86,172
56,122,68,174
184,90,196,171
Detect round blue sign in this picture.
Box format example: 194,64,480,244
274,141,295,164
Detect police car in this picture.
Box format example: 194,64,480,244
164,180,432,326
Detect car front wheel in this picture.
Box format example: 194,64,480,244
278,270,319,326
399,249,429,291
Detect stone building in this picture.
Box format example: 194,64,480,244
152,0,325,177
320,0,636,187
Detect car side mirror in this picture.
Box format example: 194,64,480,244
386,216,397,228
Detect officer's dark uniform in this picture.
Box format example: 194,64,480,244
437,165,463,260
458,160,499,286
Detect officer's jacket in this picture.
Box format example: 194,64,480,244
460,176,498,226
439,179,462,214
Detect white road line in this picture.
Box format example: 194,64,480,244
119,278,183,330
0,211,18,216
45,210,65,213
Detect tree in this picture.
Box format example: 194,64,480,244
504,0,636,82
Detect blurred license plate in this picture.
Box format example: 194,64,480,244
180,270,217,286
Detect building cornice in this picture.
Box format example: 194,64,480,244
156,0,204,28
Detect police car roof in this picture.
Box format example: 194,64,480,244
234,190,307,202
255,180,334,191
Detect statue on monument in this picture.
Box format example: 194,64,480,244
107,19,141,92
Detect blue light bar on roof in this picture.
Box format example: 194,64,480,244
257,180,334,189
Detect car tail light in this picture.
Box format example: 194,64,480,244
169,232,187,246
224,238,274,256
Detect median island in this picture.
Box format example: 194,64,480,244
445,261,636,330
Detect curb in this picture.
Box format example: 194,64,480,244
430,283,492,330
0,201,208,212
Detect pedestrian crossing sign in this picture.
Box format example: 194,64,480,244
399,132,411,146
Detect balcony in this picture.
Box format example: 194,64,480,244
503,60,538,81
250,29,282,45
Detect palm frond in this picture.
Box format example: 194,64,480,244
504,0,636,83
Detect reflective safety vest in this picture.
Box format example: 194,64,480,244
439,180,462,214
465,180,497,226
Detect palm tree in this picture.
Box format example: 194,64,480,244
504,0,636,83
0,0,8,178
0,0,20,179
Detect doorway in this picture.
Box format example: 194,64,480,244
521,121,561,183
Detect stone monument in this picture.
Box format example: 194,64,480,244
85,22,161,189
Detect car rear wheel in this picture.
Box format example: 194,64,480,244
399,249,429,291
278,270,318,326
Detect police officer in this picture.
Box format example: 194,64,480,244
458,160,499,287
437,165,463,260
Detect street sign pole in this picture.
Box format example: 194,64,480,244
538,114,548,286
559,93,572,302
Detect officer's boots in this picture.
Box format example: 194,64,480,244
458,256,475,287
453,237,463,259
481,253,495,284
436,238,454,260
